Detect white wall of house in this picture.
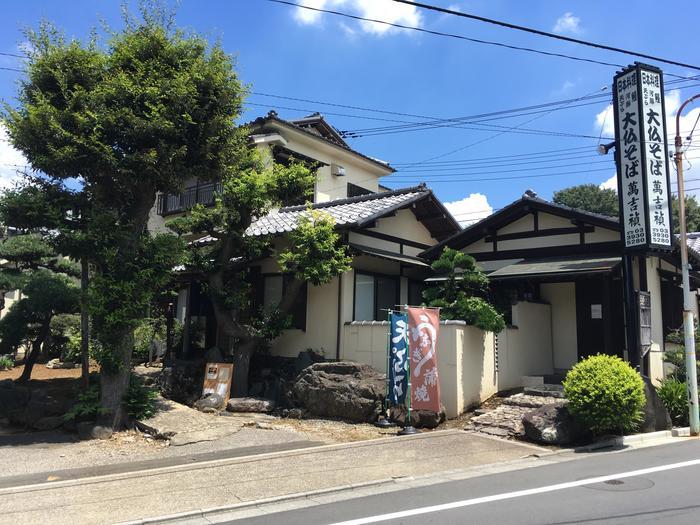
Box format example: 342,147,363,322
539,283,578,370
341,320,498,418
257,122,391,203
645,257,666,383
496,302,554,390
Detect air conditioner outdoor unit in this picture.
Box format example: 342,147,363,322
331,164,346,177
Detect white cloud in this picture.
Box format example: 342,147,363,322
599,173,617,191
291,0,422,36
595,104,615,138
293,0,328,25
444,193,493,226
553,12,582,35
0,124,28,190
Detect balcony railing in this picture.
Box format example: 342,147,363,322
157,181,223,216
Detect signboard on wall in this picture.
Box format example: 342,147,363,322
613,63,673,251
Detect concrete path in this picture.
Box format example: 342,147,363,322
0,430,545,525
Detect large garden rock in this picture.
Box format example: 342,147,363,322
227,397,276,413
0,381,30,418
194,393,225,412
641,376,672,432
291,361,385,423
522,403,588,445
159,360,205,406
389,404,446,429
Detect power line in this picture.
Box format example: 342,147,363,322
0,66,23,73
390,166,613,183
394,1,700,73
394,159,615,177
245,101,610,140
267,0,626,69
0,51,24,59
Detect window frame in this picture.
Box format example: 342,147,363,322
352,270,400,321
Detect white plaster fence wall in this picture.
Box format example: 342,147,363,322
341,321,498,418
341,301,553,419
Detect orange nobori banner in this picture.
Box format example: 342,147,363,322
407,307,441,412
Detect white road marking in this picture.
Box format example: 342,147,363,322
329,458,700,525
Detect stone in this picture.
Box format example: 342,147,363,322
33,416,65,431
389,404,446,429
76,422,113,440
45,359,75,370
286,408,305,419
194,393,225,411
641,376,672,432
290,361,385,423
521,403,588,445
159,361,205,406
0,382,30,418
227,397,276,413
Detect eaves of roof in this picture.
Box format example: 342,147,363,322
421,195,620,259
248,113,396,174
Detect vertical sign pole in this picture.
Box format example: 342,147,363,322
623,255,640,371
398,304,417,435
675,95,700,435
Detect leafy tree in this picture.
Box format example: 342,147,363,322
172,164,352,395
3,6,236,427
422,248,505,333
0,235,79,382
671,194,700,233
552,184,619,217
553,183,700,234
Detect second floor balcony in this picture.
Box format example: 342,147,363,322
157,181,223,216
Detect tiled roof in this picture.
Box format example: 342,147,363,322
247,187,428,237
685,232,700,259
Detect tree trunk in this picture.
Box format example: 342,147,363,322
99,328,134,429
17,318,51,384
80,257,90,389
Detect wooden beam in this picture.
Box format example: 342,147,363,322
485,226,594,243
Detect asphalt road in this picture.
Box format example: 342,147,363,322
228,439,700,525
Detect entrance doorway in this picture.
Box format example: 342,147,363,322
575,277,624,360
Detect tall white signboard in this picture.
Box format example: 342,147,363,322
613,64,673,251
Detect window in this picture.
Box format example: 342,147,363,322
347,182,373,198
353,272,399,321
261,273,308,330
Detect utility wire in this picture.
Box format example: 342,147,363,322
394,1,700,73
266,0,625,69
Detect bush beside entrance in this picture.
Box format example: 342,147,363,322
563,354,646,435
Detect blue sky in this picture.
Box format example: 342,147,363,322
1,0,699,223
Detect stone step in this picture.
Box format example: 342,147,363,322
524,385,566,398
502,394,565,409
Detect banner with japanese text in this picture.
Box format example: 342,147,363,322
407,307,441,412
388,311,408,405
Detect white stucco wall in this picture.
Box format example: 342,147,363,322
341,321,498,418
645,257,665,384
495,302,553,390
540,282,578,370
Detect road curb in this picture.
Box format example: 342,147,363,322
575,427,692,452
114,477,400,525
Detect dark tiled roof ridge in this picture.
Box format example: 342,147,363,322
279,184,428,213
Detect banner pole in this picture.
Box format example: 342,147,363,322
398,304,417,435
375,309,394,428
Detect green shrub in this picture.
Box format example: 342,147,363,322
133,316,182,362
563,354,646,435
123,375,159,420
657,378,689,427
0,355,14,370
423,248,506,333
63,384,107,422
